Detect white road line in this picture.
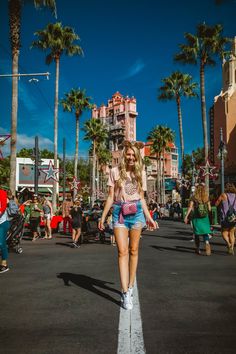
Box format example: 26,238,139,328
117,281,146,354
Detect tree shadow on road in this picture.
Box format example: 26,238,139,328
151,245,195,253
57,272,121,306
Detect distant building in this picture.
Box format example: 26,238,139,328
92,91,138,166
143,142,179,201
210,37,236,182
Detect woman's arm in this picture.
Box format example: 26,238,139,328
140,192,157,229
184,201,194,224
215,194,223,207
208,201,212,212
98,187,114,230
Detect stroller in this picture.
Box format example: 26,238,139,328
6,213,25,254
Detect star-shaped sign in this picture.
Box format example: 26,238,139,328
81,184,90,194
40,160,59,182
200,160,217,177
69,177,81,191
0,134,11,159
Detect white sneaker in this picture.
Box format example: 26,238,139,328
121,292,133,310
128,286,134,307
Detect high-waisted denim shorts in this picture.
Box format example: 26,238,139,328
112,200,146,230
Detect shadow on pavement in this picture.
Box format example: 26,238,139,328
57,273,121,306
55,242,73,248
151,245,194,253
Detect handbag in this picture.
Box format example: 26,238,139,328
121,201,138,216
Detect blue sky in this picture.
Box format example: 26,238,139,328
0,0,236,159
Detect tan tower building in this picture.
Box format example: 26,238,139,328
210,37,236,181
92,92,138,166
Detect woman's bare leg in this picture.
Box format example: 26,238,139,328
229,227,235,254
72,229,76,242
114,227,129,292
129,227,142,288
74,228,81,243
222,230,231,248
47,219,52,238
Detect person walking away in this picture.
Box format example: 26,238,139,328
184,184,212,256
215,183,236,255
62,194,73,234
70,200,83,248
106,208,116,246
42,197,53,239
0,189,11,273
98,141,157,310
29,195,43,241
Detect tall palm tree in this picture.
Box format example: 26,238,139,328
174,23,229,191
96,144,112,192
147,125,174,203
8,0,56,194
158,71,198,166
61,88,92,178
83,118,108,206
31,22,83,210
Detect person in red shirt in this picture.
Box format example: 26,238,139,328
0,189,10,273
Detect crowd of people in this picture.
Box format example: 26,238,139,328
0,140,236,313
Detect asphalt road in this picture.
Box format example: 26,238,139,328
1,220,236,354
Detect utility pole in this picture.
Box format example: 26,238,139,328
34,136,39,196
63,138,66,201
219,127,227,194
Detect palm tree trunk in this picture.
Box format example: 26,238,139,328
176,96,184,171
74,113,79,179
91,142,96,206
9,51,19,194
156,156,161,203
52,56,59,212
162,151,166,204
200,60,209,192
9,0,21,194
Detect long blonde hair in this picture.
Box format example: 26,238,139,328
118,143,144,192
193,185,209,204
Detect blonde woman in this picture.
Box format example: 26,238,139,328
184,184,212,255
98,141,157,310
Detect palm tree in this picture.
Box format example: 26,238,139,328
174,23,229,191
96,144,112,193
158,71,198,166
61,88,92,178
31,22,83,210
83,118,108,206
8,0,56,194
147,125,174,203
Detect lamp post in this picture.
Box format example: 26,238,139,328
191,151,196,195
218,127,227,194
32,136,43,196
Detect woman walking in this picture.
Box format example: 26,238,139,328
42,197,53,239
215,183,236,255
98,141,157,310
184,184,212,256
70,200,83,248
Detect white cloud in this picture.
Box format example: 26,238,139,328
119,59,146,80
0,127,53,156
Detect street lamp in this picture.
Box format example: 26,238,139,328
31,136,43,196
191,151,196,195
217,127,227,194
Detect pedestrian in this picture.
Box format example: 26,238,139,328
184,184,212,256
98,140,157,310
62,194,73,234
29,195,43,241
0,188,11,273
70,200,83,248
215,183,236,255
42,197,53,239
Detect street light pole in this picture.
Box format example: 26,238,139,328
219,127,225,194
63,138,66,201
34,136,39,195
191,151,195,195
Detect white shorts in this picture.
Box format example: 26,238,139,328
44,213,51,220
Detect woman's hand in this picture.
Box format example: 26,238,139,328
98,218,105,231
184,216,188,224
146,217,157,229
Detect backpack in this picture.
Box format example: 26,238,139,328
7,199,19,217
223,194,236,226
195,201,208,218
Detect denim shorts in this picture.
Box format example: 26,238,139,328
112,200,146,230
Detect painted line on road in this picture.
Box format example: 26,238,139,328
117,281,146,354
